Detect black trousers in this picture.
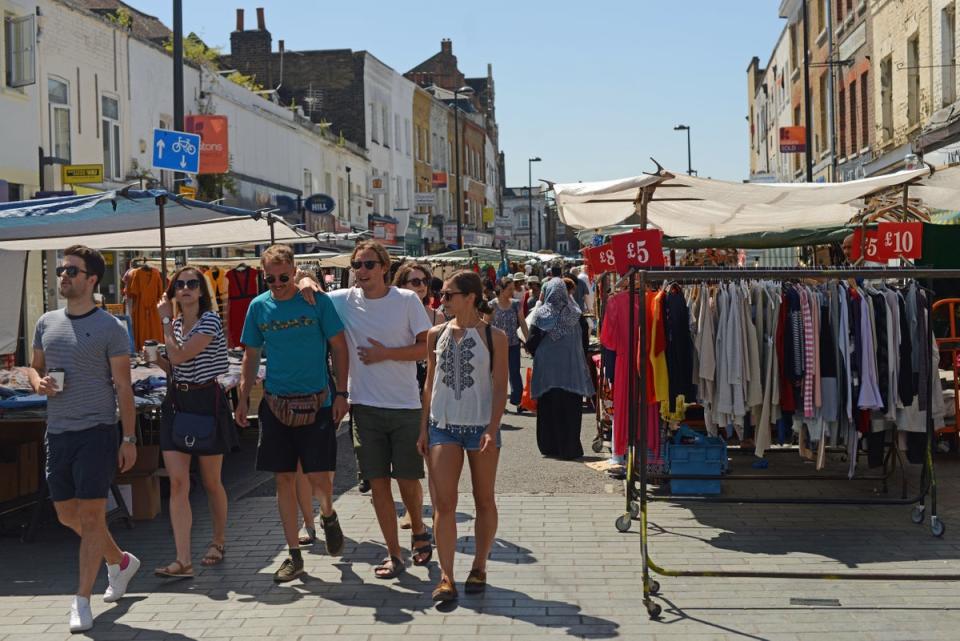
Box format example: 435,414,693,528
536,388,584,460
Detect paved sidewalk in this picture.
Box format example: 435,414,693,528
2,484,960,641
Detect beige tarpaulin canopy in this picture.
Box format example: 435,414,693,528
553,167,934,236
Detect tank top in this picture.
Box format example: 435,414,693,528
491,299,521,346
430,324,493,428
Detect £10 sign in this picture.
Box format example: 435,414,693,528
611,229,665,274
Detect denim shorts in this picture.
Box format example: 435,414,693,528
429,421,502,451
45,423,119,502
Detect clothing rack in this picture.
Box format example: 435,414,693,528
613,266,960,620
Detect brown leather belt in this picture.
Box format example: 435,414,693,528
173,379,218,392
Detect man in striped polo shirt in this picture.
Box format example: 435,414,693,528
28,245,141,633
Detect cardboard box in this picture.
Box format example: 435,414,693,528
115,472,160,520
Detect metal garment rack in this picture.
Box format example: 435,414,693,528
610,266,960,619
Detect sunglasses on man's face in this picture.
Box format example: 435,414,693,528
55,265,89,278
264,273,291,285
174,279,202,290
351,259,381,270
405,277,427,287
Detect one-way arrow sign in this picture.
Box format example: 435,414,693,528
152,128,201,174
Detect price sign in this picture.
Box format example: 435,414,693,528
611,229,665,274
584,244,616,275
878,222,922,260
849,228,880,261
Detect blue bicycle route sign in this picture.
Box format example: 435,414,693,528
152,128,201,174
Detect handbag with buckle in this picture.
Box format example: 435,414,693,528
266,390,328,428
169,381,219,454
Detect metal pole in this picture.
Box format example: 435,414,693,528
173,0,185,190
528,161,533,251
686,128,692,176
802,0,814,182
346,166,352,224
269,214,276,245
157,196,168,279
454,95,463,250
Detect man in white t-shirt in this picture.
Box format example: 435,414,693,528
326,241,433,580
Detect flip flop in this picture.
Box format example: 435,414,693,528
154,560,194,578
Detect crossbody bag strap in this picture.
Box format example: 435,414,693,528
430,321,450,354
485,322,493,373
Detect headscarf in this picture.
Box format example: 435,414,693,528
529,278,581,341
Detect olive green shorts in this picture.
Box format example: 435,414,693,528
351,405,425,480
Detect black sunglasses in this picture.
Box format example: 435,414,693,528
174,278,202,290
351,260,381,270
405,277,427,287
55,265,90,278
264,273,291,285
440,290,463,301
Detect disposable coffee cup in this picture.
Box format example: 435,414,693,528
144,340,159,362
47,368,65,392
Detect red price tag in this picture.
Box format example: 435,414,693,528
611,229,665,274
878,222,922,260
849,228,880,261
584,244,617,275
580,247,595,278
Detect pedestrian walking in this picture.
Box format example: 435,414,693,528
28,245,141,633
521,275,541,317
327,241,434,579
526,279,595,460
234,245,350,583
150,266,236,578
487,276,528,413
418,270,508,601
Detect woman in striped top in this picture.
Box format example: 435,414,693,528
150,266,235,578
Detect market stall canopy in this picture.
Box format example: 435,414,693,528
0,189,310,251
553,167,932,237
425,248,569,265
911,166,960,212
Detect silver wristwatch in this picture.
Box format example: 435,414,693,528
161,316,171,326
121,435,137,444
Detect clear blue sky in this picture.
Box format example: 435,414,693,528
131,1,785,187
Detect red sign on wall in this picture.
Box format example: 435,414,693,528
850,222,922,261
611,229,665,274
185,115,229,174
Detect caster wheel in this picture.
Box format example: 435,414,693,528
615,514,632,532
646,601,662,618
648,580,660,595
931,516,946,538
629,501,640,519
592,438,604,453
911,506,925,524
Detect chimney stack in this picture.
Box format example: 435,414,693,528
235,8,243,32
441,38,452,55
256,7,266,31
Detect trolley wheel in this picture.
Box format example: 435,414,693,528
648,580,661,595
931,516,946,538
911,506,925,525
592,437,605,453
615,514,632,532
629,501,640,519
645,601,662,619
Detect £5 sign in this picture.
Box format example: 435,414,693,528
851,222,922,261
611,229,665,274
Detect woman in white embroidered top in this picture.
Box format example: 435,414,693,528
150,266,234,578
417,270,508,602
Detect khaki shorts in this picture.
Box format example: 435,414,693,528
351,405,424,480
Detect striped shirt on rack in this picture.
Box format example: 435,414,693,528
172,311,229,384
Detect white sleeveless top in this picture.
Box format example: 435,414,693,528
429,324,492,428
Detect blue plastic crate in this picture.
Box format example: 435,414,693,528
666,435,727,495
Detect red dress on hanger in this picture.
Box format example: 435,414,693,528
226,266,260,347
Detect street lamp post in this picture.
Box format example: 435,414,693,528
673,125,693,176
528,156,541,251
345,166,351,224
453,85,474,250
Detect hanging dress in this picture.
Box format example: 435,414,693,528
126,266,164,349
226,267,260,347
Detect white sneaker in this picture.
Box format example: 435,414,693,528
103,552,140,603
69,596,93,633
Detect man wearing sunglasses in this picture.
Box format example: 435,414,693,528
323,241,433,579
235,244,350,583
28,245,140,632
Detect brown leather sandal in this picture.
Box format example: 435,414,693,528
201,542,225,566
432,576,458,602
154,560,194,578
464,568,487,594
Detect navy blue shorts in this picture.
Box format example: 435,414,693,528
45,424,119,502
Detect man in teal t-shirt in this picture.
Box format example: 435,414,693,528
236,244,349,583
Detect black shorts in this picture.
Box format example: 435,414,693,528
255,399,337,473
45,424,118,502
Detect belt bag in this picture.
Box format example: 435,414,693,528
267,391,328,427
170,381,219,454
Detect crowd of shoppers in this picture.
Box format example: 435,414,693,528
27,243,598,632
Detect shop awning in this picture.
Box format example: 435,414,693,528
0,189,310,251
553,167,932,237
425,248,569,265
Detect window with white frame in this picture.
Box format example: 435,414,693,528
101,96,121,180
404,119,411,156
303,168,313,195
337,177,345,219
370,103,379,143
324,172,332,195
382,105,390,147
406,179,412,212
395,114,402,151
395,175,402,209
48,77,71,162
4,13,35,88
